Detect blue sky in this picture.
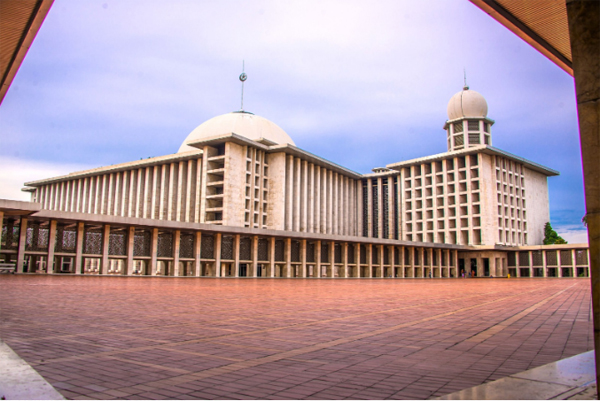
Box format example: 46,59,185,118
0,0,587,243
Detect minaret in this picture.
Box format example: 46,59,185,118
443,84,495,152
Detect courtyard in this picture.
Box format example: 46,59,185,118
0,276,593,400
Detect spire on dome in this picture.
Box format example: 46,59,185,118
239,61,247,111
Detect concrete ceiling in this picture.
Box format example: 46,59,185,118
0,0,54,106
469,0,573,75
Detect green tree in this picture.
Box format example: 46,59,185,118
543,222,567,245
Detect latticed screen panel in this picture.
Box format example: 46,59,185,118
320,243,329,263
362,182,368,237
275,239,284,262
179,233,195,259
108,231,127,256
507,252,516,266
372,184,379,237
468,133,480,144
453,122,463,133
405,247,410,265
306,242,315,263
576,250,588,265
334,243,342,263
454,134,464,147
258,238,269,261
518,252,530,266
55,225,77,253
468,120,479,131
221,235,234,260
134,230,152,257
84,228,103,255
441,251,447,267
532,251,543,267
546,250,558,266
413,248,420,265
201,234,214,259
157,232,173,257
26,223,49,252
1,220,19,250
560,250,572,266
423,249,429,266
240,237,252,261
384,247,390,265
360,245,367,264
291,240,300,262
372,246,378,264
348,243,355,264
432,250,437,266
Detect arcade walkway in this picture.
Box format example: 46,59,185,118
0,276,593,400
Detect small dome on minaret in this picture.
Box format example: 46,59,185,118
447,86,488,120
444,85,494,153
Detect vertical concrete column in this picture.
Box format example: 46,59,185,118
391,246,397,278
150,228,158,276
194,231,202,277
357,180,363,238
172,230,181,276
343,242,349,278
572,248,577,277
74,222,85,274
558,251,564,278
126,226,136,276
301,239,307,278
542,249,547,277
566,1,600,392
252,236,259,278
269,237,275,278
354,243,360,278
234,234,241,277
377,178,383,238
367,179,373,238
16,217,28,273
377,244,384,278
315,240,321,278
214,233,222,277
101,224,110,275
367,244,373,278
285,238,292,278
46,220,57,274
529,251,534,278
286,155,294,230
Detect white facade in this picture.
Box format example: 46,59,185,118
24,88,557,247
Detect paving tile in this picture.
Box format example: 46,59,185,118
0,276,593,400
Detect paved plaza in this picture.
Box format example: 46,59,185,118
0,276,593,400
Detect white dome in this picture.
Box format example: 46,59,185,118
447,87,488,120
178,111,294,153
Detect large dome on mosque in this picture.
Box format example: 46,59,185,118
447,87,488,120
178,111,295,153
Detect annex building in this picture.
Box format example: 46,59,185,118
0,86,590,279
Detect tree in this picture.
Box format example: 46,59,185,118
543,222,567,245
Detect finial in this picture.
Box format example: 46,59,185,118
463,68,469,90
239,60,247,111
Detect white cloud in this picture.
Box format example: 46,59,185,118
556,225,589,245
0,157,92,201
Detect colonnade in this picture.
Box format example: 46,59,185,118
1,214,464,278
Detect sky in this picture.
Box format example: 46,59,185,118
0,0,588,243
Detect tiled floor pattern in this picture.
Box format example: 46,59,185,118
0,276,593,400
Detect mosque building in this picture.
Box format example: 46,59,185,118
0,84,590,279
